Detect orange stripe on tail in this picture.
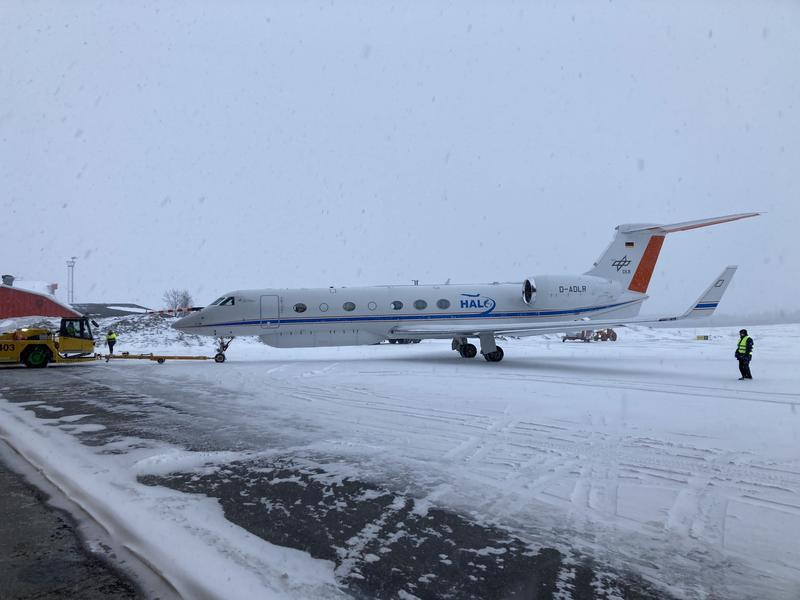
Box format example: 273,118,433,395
628,235,665,293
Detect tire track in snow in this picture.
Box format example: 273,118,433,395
17,359,800,598
247,369,800,597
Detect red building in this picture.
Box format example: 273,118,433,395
0,284,81,319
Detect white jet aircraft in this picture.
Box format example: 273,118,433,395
174,213,758,363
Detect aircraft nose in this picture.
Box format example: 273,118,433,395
173,312,198,330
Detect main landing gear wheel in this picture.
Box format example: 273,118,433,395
483,346,504,362
214,353,226,363
458,343,478,358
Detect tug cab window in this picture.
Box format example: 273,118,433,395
60,319,92,340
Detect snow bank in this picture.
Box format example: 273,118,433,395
0,406,340,600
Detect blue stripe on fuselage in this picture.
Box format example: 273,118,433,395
182,298,642,329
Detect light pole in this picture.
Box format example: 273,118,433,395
66,257,77,304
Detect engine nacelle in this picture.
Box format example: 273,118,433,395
522,278,537,305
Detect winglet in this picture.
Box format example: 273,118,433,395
677,266,738,319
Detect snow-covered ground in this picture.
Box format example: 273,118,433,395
1,318,799,599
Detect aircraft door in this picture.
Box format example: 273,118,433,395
259,295,280,329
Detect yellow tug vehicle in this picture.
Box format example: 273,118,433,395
0,317,99,368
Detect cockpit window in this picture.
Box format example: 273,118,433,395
209,296,235,307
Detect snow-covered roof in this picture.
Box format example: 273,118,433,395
9,279,57,295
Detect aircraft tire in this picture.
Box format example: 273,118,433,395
483,346,504,362
459,343,477,358
214,353,226,363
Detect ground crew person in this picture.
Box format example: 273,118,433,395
735,328,754,380
106,330,118,355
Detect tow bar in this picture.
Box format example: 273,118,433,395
104,352,213,364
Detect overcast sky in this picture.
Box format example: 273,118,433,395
2,1,798,315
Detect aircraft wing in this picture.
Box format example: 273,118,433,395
392,266,737,339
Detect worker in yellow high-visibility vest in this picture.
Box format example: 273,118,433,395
106,330,118,355
734,329,754,380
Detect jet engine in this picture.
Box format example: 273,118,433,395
522,278,537,304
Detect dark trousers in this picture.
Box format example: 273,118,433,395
738,356,752,379
107,341,116,354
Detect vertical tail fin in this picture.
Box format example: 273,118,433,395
585,225,665,292
585,213,758,293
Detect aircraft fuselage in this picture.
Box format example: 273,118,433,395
174,275,640,348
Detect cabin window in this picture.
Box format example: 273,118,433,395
293,303,307,313
319,303,329,312
436,299,450,309
413,299,428,310
368,301,377,311
391,301,403,310
343,302,356,312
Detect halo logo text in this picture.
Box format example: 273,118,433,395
460,294,496,311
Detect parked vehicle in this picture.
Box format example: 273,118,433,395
562,328,617,343
0,317,98,367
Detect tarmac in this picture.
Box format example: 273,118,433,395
0,368,673,600
0,457,142,599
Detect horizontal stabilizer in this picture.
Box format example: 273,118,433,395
623,213,759,234
587,212,758,295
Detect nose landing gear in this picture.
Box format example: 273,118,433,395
214,337,234,363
